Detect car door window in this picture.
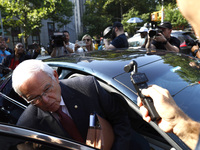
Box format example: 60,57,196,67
0,77,27,124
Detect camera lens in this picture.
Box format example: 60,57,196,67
149,30,157,38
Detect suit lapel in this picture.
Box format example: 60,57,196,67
60,81,89,140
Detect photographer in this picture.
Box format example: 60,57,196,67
146,22,180,52
104,21,128,50
51,30,75,57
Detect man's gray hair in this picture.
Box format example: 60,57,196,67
12,59,55,96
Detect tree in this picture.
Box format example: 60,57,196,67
122,7,151,36
0,0,73,47
83,0,189,38
83,0,158,37
83,0,112,38
164,4,188,29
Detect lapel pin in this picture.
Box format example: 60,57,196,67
74,105,78,109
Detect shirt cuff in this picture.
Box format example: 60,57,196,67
195,134,200,150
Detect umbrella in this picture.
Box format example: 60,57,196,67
127,17,143,23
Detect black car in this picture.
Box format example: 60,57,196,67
1,49,200,149
171,30,197,54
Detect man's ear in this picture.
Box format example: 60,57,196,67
53,70,59,81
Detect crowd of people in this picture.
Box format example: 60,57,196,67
1,0,200,149
0,20,130,76
0,37,41,77
50,21,129,57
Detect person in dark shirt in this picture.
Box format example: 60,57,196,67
146,22,180,52
104,22,128,49
2,43,40,70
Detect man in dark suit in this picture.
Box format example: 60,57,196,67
12,59,149,150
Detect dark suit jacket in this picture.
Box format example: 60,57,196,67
17,76,131,150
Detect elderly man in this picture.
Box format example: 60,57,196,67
138,0,200,149
13,59,150,150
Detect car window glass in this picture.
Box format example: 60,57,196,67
0,77,26,124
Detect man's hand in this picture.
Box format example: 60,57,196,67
63,41,74,53
191,45,199,53
191,45,200,58
74,41,81,51
63,41,67,48
137,85,200,149
137,85,180,132
153,33,167,43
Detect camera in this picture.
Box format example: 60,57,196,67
124,60,160,121
149,29,162,38
51,32,65,47
187,39,200,47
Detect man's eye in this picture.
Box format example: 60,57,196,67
45,87,51,92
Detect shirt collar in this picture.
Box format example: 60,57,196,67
60,96,65,106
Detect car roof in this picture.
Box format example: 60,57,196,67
44,50,162,78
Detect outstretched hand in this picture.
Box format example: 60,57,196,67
137,85,184,133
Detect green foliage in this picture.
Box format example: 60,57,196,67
83,0,190,37
83,0,112,37
0,0,73,46
121,8,150,36
83,0,158,37
162,53,200,83
164,4,188,29
121,8,140,36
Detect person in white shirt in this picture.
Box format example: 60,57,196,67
62,30,75,53
51,31,75,57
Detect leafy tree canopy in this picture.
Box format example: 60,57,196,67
164,4,188,29
0,0,73,46
83,0,184,37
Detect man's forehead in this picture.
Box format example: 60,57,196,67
64,32,69,35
